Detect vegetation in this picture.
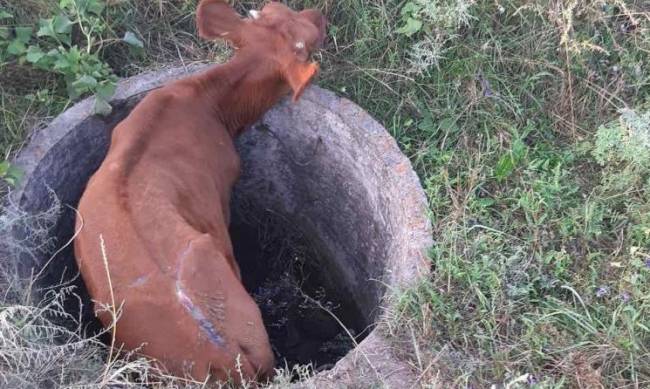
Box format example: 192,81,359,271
1,0,649,388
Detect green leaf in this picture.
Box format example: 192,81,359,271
122,31,143,48
93,95,112,116
4,165,23,186
59,0,74,9
401,2,421,16
72,74,98,91
0,27,10,40
396,18,423,37
494,154,515,181
438,117,459,133
89,0,106,15
511,138,527,161
66,46,81,63
0,10,13,19
15,26,32,43
25,46,45,63
418,115,435,132
53,55,71,71
0,161,22,186
6,39,26,55
37,19,56,38
476,198,496,208
4,176,17,186
32,50,57,69
53,14,73,34
73,0,105,16
96,81,116,101
494,138,527,181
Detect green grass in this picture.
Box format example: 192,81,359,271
2,0,650,387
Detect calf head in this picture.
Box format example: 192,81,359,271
197,0,327,101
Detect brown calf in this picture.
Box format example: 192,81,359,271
73,0,326,383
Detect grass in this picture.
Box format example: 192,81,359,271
1,0,650,388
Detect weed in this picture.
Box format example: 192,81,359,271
0,0,139,115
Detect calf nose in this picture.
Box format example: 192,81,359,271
239,342,275,380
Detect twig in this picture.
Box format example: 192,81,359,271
32,204,84,283
296,290,386,385
99,234,118,385
560,1,578,141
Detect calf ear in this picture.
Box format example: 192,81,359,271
284,61,319,102
300,9,327,48
196,0,244,44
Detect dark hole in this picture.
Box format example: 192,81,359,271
229,204,368,372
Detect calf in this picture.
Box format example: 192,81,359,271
73,0,326,383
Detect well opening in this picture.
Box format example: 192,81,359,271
9,65,432,387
